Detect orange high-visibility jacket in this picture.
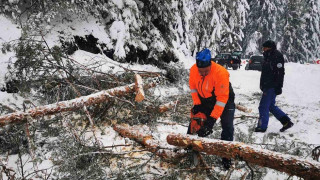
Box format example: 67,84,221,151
189,62,230,119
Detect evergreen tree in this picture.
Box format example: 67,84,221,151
243,0,285,55
223,0,249,52
304,0,320,62
189,0,248,56
281,0,308,62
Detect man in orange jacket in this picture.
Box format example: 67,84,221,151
187,48,235,169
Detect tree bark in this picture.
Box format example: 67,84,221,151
236,104,252,113
134,74,145,102
0,81,157,127
167,134,320,180
113,124,185,160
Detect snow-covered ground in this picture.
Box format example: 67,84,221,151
0,15,24,110
95,61,320,179
0,16,20,85
229,63,320,144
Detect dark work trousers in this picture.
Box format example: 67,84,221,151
258,88,290,129
188,85,235,141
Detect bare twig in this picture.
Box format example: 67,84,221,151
61,71,101,147
102,144,133,149
136,153,155,170
241,171,249,180
61,114,81,143
156,121,188,127
25,120,42,178
24,166,55,179
73,84,99,92
66,56,120,84
0,156,16,180
113,96,135,107
222,168,234,180
234,115,258,119
245,161,254,180
17,147,25,179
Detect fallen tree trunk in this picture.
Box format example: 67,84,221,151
167,134,320,180
0,81,157,127
113,124,185,160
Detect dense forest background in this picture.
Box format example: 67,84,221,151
1,0,320,66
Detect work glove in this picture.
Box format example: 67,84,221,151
192,105,203,114
197,117,216,137
275,88,282,95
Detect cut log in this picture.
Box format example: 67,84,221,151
134,74,145,102
113,124,185,160
236,104,252,113
167,134,320,180
0,81,157,127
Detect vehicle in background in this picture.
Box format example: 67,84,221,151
231,51,243,59
245,55,264,71
212,53,241,70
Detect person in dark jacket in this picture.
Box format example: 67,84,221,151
255,40,294,132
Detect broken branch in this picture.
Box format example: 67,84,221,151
113,124,185,160
0,80,157,127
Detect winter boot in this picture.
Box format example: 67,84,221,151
254,127,267,132
279,116,294,132
222,158,232,170
280,121,294,132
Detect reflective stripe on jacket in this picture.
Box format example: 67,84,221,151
189,62,230,119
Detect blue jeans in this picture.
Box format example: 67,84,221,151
258,88,288,129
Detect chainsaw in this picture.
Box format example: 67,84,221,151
189,111,207,167
190,111,207,134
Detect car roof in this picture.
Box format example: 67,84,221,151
251,56,264,60
251,55,263,57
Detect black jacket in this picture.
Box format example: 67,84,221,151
260,49,285,91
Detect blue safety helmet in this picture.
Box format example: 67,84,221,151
196,48,211,68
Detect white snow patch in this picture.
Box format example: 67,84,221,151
111,0,124,9
0,15,21,84
70,50,163,74
44,15,112,49
109,21,127,58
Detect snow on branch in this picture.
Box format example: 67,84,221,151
0,80,158,127
113,124,185,161
167,134,320,180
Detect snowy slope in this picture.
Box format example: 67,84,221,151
0,15,21,84
0,15,25,109
229,63,320,144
